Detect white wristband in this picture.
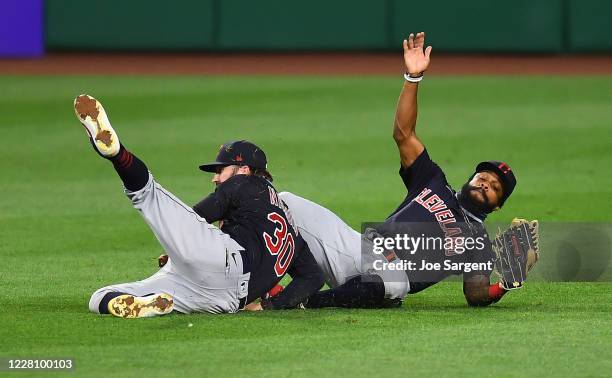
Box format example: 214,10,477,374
404,72,423,83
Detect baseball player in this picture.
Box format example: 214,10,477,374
265,32,527,308
75,95,323,318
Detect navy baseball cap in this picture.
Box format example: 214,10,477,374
474,160,516,207
199,140,268,172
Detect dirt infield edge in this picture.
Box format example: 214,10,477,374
1,53,611,75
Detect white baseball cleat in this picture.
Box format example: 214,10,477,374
107,293,174,319
74,94,120,157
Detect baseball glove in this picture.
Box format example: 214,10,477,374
493,218,540,290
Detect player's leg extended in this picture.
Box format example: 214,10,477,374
278,191,409,308
120,177,248,313
75,95,247,314
89,265,226,317
278,192,362,287
304,247,409,308
74,94,238,267
74,94,148,191
90,288,174,319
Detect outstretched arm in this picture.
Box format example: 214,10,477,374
393,32,432,168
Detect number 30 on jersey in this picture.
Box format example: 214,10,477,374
263,212,295,276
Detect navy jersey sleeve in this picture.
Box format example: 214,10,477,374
398,149,444,195
265,244,325,310
192,176,244,223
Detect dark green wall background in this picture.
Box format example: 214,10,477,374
44,0,612,52
567,0,612,51
392,0,564,52
45,0,216,50
217,0,388,49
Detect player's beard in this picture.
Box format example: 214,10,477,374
458,183,496,216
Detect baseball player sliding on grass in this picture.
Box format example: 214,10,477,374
74,95,323,318
243,32,539,310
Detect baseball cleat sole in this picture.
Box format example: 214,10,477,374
108,293,174,319
74,94,120,157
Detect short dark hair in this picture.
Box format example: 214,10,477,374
252,167,273,182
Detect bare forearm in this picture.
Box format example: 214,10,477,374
393,32,431,167
464,275,508,307
393,82,419,142
464,283,495,307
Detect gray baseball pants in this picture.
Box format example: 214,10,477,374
89,174,250,314
278,192,409,299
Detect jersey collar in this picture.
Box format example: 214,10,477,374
454,192,487,223
460,206,484,223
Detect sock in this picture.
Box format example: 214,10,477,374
98,292,129,314
108,145,149,192
306,274,386,309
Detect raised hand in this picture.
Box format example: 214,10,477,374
403,32,432,77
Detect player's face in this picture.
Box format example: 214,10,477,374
466,171,503,209
212,165,239,185
212,165,251,186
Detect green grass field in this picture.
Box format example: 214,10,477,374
1,75,611,377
